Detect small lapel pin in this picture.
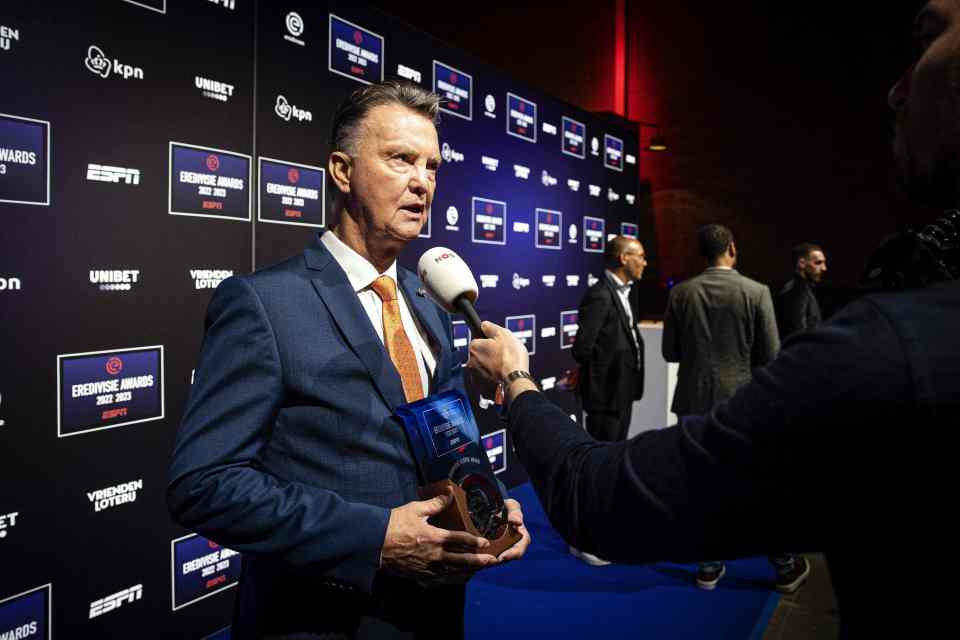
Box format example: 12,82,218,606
416,288,426,297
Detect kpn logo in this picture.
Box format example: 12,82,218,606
275,95,312,123
84,45,144,80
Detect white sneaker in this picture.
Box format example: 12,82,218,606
569,545,611,566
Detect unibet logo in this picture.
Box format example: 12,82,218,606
0,277,22,291
275,95,312,122
566,275,580,287
90,269,140,292
195,76,235,102
0,511,18,539
513,164,530,180
479,274,498,288
87,164,140,185
89,585,143,619
481,156,499,172
84,45,144,80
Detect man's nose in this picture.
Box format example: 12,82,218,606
888,62,916,111
409,167,429,194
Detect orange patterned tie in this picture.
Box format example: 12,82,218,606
370,275,425,403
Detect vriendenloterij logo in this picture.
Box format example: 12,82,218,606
84,45,144,80
1,24,20,52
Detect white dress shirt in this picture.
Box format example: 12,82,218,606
322,231,436,394
605,269,642,367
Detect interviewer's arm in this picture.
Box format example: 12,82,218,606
475,301,912,564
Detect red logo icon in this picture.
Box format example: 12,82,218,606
206,154,220,172
287,167,300,183
353,30,363,45
519,102,525,113
485,203,493,214
518,320,525,330
449,72,457,84
105,357,123,375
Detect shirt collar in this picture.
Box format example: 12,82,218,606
605,269,632,292
322,230,398,293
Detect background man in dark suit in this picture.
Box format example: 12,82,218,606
572,235,647,443
663,225,807,592
568,235,646,566
775,242,828,339
167,81,529,640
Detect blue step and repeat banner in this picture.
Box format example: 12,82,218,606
0,0,644,636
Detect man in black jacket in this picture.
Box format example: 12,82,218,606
466,1,960,629
775,242,827,339
572,236,647,443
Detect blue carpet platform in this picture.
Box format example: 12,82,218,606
465,483,780,639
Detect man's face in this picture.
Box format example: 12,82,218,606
799,250,827,283
622,240,647,281
890,1,960,207
344,103,440,246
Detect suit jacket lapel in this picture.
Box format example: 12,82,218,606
398,268,447,388
604,277,639,360
304,234,407,411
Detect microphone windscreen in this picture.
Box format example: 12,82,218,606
417,247,479,313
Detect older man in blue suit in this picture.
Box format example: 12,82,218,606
168,80,529,640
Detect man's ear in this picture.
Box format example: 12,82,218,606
728,241,737,258
328,151,352,194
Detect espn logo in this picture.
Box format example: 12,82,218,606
89,584,143,618
87,164,140,185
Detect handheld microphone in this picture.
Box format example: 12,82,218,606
417,247,485,337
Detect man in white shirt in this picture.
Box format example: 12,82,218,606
168,80,529,640
571,235,647,444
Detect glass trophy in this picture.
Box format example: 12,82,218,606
396,390,521,556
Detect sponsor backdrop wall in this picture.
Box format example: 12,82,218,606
0,1,642,636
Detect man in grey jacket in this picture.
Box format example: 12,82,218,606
662,224,807,592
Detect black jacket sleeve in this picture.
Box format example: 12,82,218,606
507,295,912,563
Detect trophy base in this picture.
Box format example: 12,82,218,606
418,479,523,558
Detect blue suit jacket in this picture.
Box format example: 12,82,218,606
167,232,467,637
